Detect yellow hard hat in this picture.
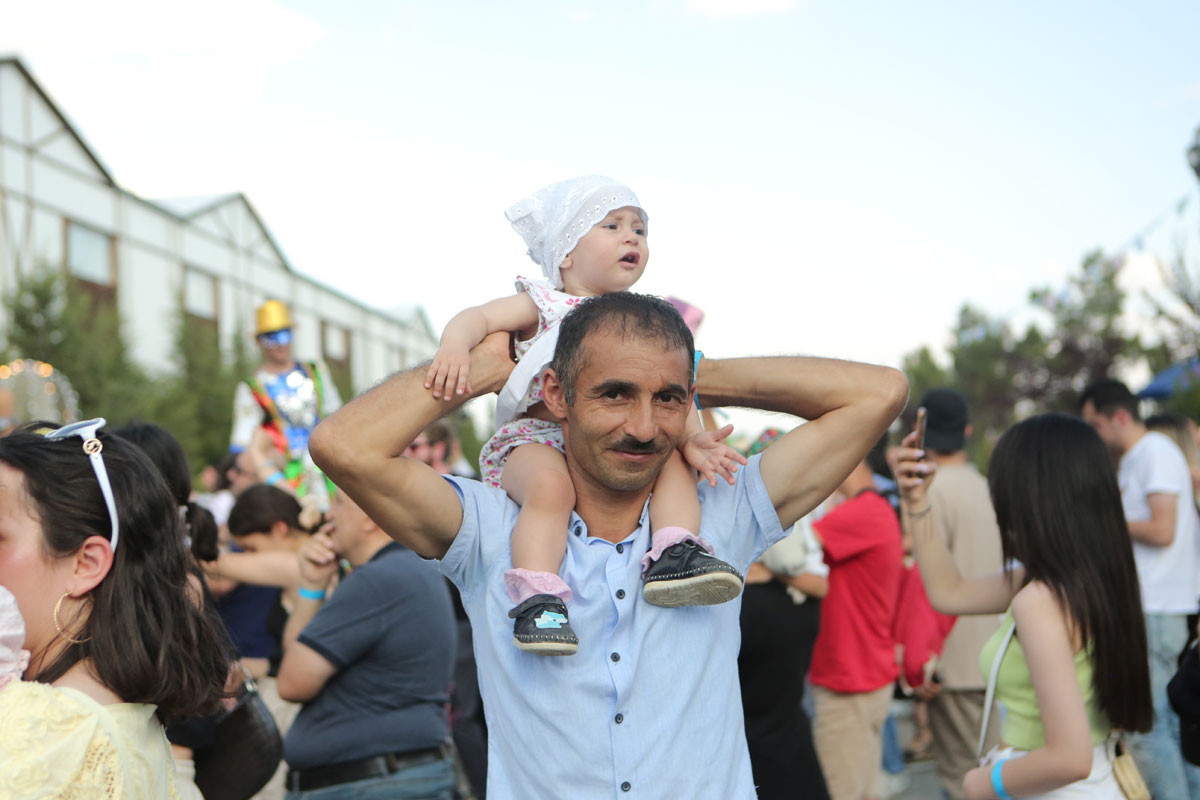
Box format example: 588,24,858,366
256,300,292,336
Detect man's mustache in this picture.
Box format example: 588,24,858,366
610,437,660,454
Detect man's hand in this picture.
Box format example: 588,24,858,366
310,331,516,560
681,424,748,487
297,526,338,592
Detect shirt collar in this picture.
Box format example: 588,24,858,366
567,498,651,543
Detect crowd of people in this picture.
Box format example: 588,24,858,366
2,174,1200,800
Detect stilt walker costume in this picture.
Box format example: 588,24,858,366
230,300,342,508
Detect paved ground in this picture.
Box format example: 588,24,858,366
895,757,941,799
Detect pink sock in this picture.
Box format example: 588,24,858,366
641,526,714,572
504,568,572,605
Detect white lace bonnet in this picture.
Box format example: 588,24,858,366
505,175,648,290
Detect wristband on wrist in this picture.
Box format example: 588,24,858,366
991,759,1013,800
693,350,704,410
266,471,286,486
298,586,326,601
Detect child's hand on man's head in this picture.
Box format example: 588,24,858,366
425,345,472,400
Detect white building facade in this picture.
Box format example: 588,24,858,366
0,57,437,394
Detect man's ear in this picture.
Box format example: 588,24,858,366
540,368,569,421
70,535,115,597
964,423,973,439
271,519,291,539
432,442,447,464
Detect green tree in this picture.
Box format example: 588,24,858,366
146,306,246,472
900,250,1151,466
2,269,263,476
1026,250,1150,412
900,345,950,407
3,269,154,423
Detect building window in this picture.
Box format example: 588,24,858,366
65,221,114,286
184,267,218,322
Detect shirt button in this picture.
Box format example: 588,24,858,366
615,544,624,554
615,713,624,724
616,589,626,599
611,652,621,663
621,782,631,792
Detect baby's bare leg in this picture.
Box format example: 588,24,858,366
504,443,576,578
503,443,579,655
648,449,701,533
643,450,743,607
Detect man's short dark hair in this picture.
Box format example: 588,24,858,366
920,388,969,454
550,293,694,405
1078,378,1140,422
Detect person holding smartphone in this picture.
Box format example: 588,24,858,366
891,390,1006,799
894,413,1152,798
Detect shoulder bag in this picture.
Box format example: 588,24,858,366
193,666,283,800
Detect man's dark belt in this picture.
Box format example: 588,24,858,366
285,746,444,792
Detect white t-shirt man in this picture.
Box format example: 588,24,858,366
1119,431,1200,613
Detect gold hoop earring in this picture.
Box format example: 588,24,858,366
54,592,91,645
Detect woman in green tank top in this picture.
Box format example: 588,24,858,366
892,413,1152,799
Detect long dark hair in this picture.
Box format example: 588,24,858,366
113,422,219,562
0,426,230,722
988,413,1152,732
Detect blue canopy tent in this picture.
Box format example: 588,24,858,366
1138,356,1200,399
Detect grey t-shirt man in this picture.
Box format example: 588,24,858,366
284,542,456,770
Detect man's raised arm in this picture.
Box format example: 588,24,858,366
697,356,907,529
309,332,514,559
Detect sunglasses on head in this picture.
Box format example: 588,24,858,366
43,418,120,552
257,329,293,348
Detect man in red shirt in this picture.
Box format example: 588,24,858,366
810,457,904,800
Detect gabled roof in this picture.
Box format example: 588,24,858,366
153,193,242,218
2,55,432,337
0,56,116,186
151,192,293,273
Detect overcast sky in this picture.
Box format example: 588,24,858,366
3,1,1199,429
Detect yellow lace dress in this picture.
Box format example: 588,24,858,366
0,681,179,799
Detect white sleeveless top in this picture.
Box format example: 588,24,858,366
494,276,582,428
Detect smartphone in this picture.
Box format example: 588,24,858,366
914,407,927,455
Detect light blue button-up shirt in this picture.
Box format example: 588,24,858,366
440,454,786,800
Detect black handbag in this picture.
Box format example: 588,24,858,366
193,668,284,800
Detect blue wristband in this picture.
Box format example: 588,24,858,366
693,350,704,410
266,471,286,486
298,586,326,601
991,760,1013,800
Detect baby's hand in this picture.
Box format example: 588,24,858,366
682,424,748,487
425,345,472,400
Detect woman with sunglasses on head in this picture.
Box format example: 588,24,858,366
0,419,231,798
893,413,1152,799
